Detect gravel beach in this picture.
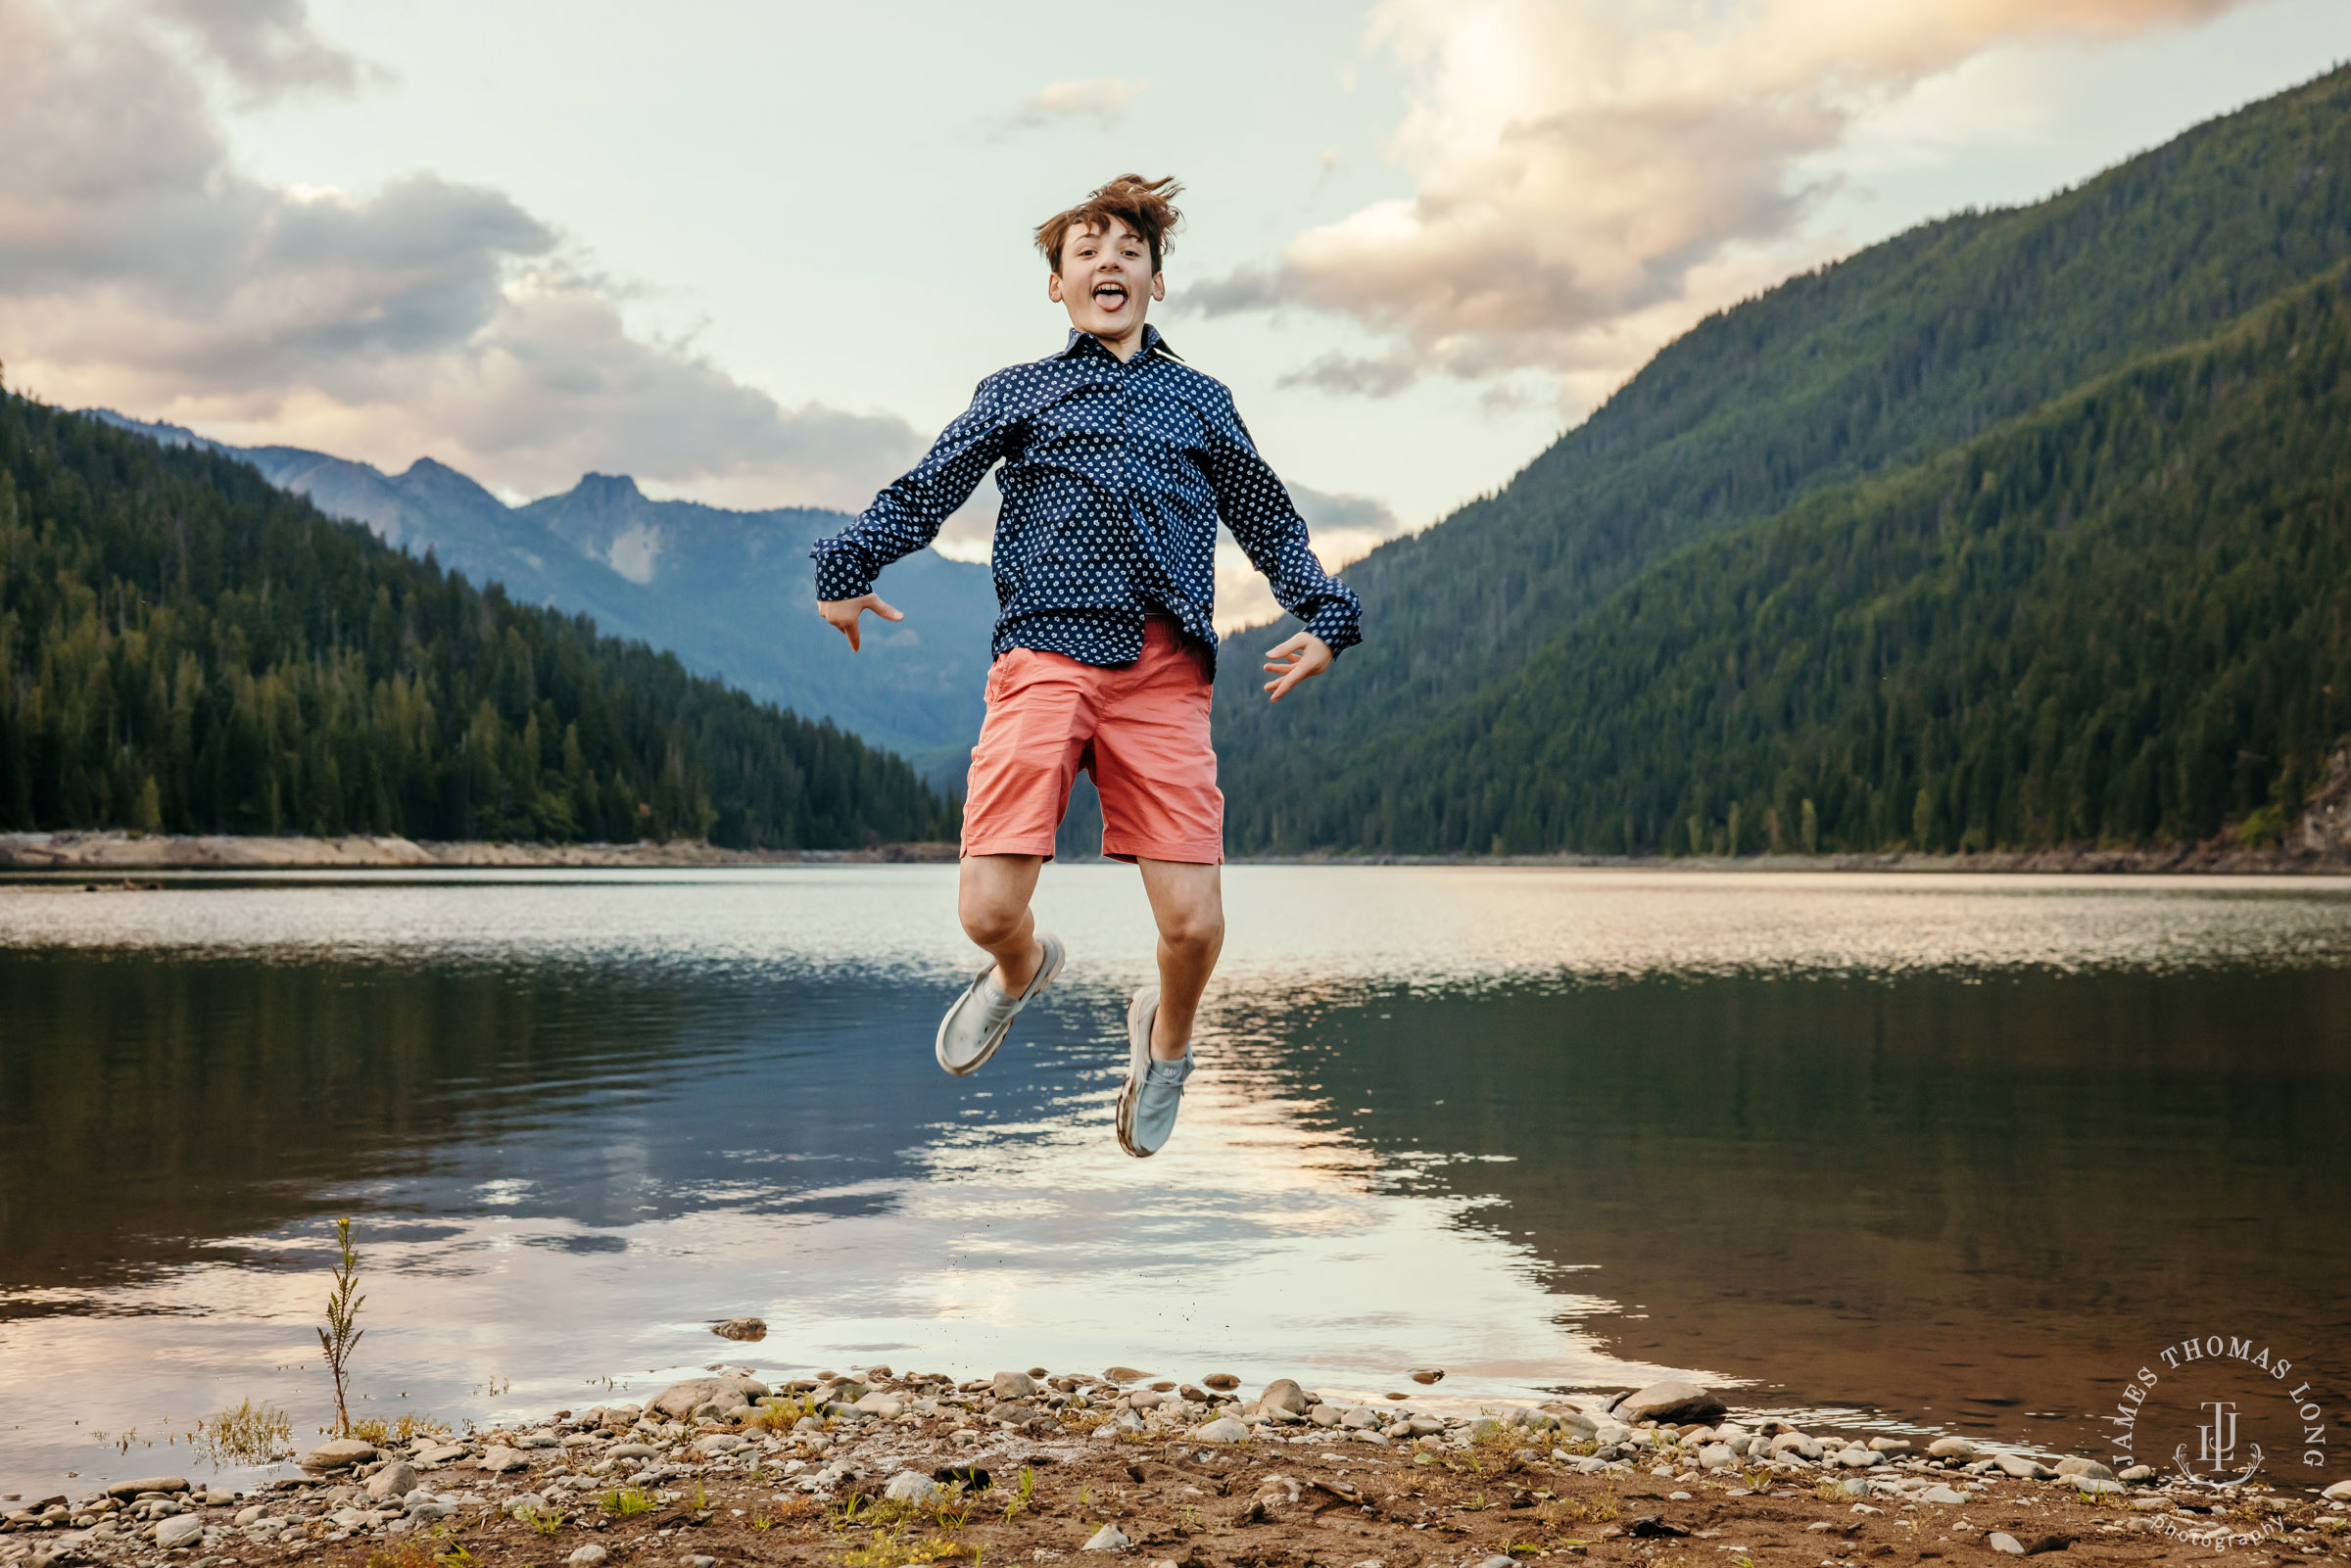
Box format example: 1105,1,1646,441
9,1367,2347,1568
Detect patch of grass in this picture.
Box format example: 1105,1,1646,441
770,1497,825,1524
599,1487,657,1518
1544,1489,1619,1526
517,1506,564,1538
1002,1466,1034,1526
349,1413,453,1447
191,1400,295,1465
839,1524,974,1567
690,1481,711,1512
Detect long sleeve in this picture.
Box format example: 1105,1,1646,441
1203,409,1363,654
812,376,1011,601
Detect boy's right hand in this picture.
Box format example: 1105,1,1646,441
817,593,903,652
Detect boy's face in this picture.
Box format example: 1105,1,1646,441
1047,217,1165,340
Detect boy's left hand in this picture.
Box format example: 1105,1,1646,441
1262,632,1333,702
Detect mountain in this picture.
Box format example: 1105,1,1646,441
1215,63,2351,855
87,413,996,775
0,392,958,847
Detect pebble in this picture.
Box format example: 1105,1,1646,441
1193,1417,1251,1444
1202,1373,1239,1391
885,1473,945,1506
1835,1449,1874,1469
568,1545,609,1568
414,1443,470,1467
2051,1457,2112,1480
991,1370,1037,1401
1994,1454,2054,1481
1472,1557,1518,1568
685,1557,717,1568
1410,1368,1445,1385
1698,1443,1737,1469
1918,1485,1971,1504
2117,1465,2156,1484
711,1316,765,1341
2326,1480,2351,1501
477,1446,530,1474
1865,1437,1911,1454
1082,1523,1129,1551
2069,1478,2124,1497
1989,1533,2025,1555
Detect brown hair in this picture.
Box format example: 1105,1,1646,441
1034,174,1184,275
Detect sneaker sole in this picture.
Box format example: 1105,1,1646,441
936,932,1065,1077
1116,984,1160,1157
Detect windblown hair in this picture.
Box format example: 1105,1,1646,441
1033,174,1184,274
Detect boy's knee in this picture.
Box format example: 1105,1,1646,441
960,897,1024,949
1160,907,1224,956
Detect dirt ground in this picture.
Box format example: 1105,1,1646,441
274,1427,2345,1568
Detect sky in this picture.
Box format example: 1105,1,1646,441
4,0,2349,619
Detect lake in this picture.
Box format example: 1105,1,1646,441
3,867,2348,1497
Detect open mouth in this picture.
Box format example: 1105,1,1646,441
1092,281,1128,312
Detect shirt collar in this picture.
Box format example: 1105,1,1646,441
1059,323,1181,362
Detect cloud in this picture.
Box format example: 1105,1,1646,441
1204,0,2253,394
0,0,924,509
1002,77,1148,133
1276,351,1419,399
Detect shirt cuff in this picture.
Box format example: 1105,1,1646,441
812,545,878,602
1303,601,1361,655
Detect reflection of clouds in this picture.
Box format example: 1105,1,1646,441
12,868,2351,983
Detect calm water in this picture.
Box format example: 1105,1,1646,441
3,868,2349,1497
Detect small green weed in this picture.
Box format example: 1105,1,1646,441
599,1486,657,1518
1002,1466,1034,1525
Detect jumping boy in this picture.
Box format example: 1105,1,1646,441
812,174,1362,1158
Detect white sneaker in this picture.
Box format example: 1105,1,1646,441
935,931,1065,1076
1115,984,1193,1158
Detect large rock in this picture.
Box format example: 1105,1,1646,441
1926,1438,1976,1459
2323,1479,2351,1501
991,1371,1037,1401
105,1478,190,1499
1995,1454,2054,1481
1082,1523,1129,1552
155,1515,206,1549
885,1472,944,1506
1611,1381,1725,1425
476,1446,530,1474
648,1374,771,1418
1193,1417,1251,1444
301,1439,376,1471
2052,1457,2112,1481
364,1462,419,1500
1258,1379,1309,1416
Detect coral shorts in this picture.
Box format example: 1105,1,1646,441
962,615,1223,865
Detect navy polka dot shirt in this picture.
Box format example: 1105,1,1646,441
812,326,1364,673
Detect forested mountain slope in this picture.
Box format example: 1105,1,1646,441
1217,65,2351,848
0,394,956,847
91,412,998,767
1245,265,2351,855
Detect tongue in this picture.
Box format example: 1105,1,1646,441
1096,290,1126,310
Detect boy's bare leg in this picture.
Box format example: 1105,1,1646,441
1136,858,1223,1060
959,853,1047,992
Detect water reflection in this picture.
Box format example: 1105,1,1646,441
2,868,2348,1496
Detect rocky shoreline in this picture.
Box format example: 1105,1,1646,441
4,831,2348,876
0,833,959,871
8,1370,2347,1568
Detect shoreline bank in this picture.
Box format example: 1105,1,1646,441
4,832,2347,876
8,1369,2347,1568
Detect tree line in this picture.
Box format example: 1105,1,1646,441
0,391,957,847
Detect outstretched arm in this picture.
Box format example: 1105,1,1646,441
1201,405,1363,700
812,375,1010,651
